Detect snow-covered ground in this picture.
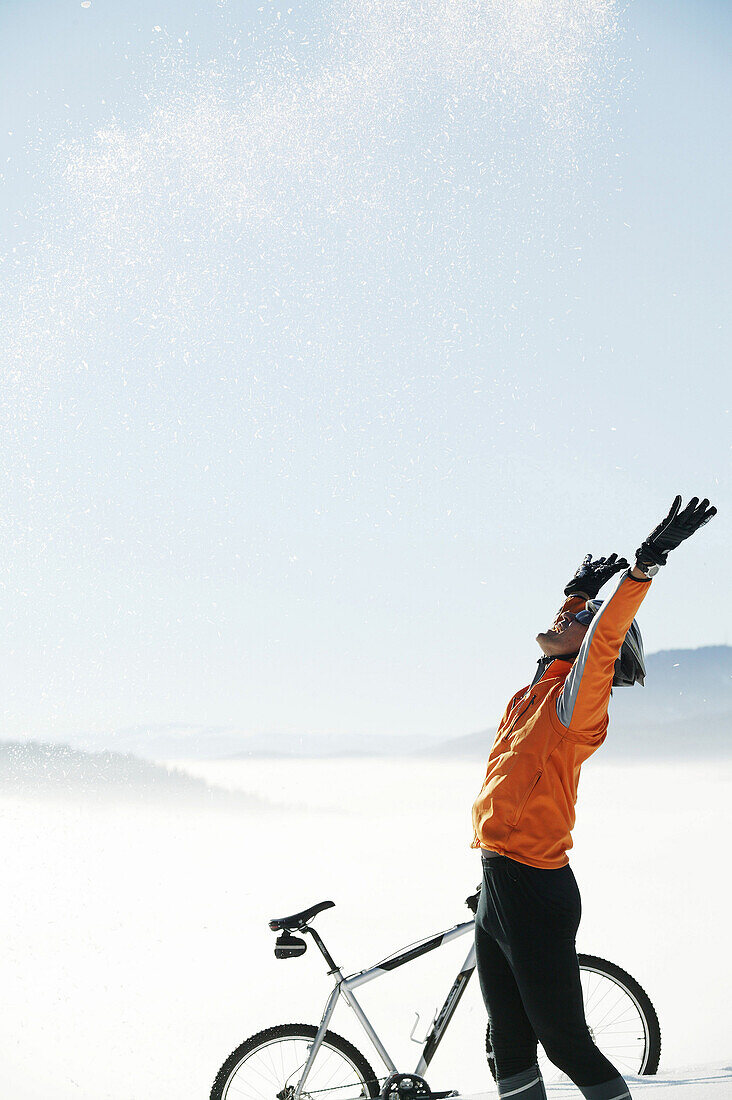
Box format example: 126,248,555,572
482,1063,732,1097
0,757,729,1099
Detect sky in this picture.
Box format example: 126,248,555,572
0,0,729,747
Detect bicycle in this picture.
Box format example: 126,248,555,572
210,889,661,1100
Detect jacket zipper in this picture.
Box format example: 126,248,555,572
502,693,536,741
510,769,543,827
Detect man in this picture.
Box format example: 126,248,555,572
471,496,716,1100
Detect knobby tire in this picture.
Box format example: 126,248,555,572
210,1022,381,1100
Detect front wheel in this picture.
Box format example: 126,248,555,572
486,954,661,1082
211,1023,381,1100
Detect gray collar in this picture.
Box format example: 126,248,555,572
530,653,577,687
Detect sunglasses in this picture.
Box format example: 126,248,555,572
570,609,595,627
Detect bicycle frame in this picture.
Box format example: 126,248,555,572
294,916,477,1098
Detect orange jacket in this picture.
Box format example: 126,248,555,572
471,570,652,869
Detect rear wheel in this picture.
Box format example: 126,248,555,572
485,954,661,1082
211,1023,381,1100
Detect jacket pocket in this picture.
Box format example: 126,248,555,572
501,693,537,743
510,769,542,827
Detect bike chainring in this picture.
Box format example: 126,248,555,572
379,1074,434,1100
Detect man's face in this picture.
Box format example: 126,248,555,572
536,612,589,658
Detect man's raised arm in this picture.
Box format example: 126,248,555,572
556,496,717,736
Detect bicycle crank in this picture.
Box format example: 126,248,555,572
379,1074,457,1100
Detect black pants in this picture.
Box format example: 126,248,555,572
474,851,620,1086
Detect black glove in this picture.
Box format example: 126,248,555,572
636,495,717,573
564,553,630,599
465,886,481,914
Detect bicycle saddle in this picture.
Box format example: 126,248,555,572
269,900,335,931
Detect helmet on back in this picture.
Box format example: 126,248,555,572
585,599,646,687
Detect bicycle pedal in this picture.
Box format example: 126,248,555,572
430,1092,458,1098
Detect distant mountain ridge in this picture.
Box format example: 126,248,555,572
39,645,732,761
425,645,732,760
0,741,270,806
69,725,445,761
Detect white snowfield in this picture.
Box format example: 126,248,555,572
463,1063,732,1097
0,757,729,1099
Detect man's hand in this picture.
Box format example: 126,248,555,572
636,495,717,575
564,553,630,599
